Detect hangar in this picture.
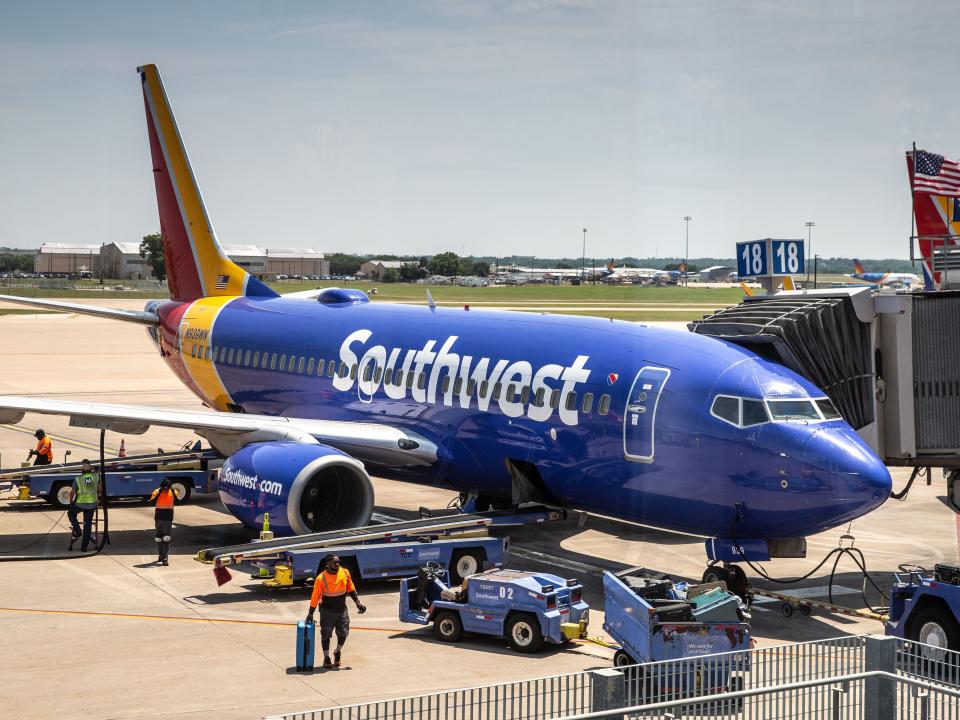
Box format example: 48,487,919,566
33,242,101,276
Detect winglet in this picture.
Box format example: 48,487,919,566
425,289,436,311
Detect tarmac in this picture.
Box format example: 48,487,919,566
0,306,957,720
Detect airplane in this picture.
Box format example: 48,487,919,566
0,66,892,583
850,260,922,288
601,260,679,284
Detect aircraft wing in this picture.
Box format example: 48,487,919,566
0,295,159,325
0,395,438,467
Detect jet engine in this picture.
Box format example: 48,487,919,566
217,441,374,536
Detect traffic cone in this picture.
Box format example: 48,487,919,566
118,439,127,458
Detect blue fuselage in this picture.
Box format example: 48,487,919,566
159,293,891,541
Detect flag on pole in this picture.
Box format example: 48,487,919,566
913,150,960,197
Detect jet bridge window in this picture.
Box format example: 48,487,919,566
711,395,740,426
767,399,820,421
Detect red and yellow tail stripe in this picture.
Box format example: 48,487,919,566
139,65,275,302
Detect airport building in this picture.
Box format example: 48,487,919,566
100,242,155,280
221,244,269,279
266,248,329,278
33,243,102,275
360,259,409,280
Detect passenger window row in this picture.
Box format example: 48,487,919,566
187,343,613,416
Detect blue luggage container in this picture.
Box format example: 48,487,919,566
296,620,315,671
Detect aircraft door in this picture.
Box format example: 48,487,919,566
623,366,671,462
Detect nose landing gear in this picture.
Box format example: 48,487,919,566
703,563,752,604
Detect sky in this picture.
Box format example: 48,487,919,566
1,1,958,261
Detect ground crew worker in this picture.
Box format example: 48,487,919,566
28,429,53,465
68,459,98,551
305,554,366,669
149,478,176,565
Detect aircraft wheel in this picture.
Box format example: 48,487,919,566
433,611,463,642
702,565,729,585
781,603,794,618
507,613,544,653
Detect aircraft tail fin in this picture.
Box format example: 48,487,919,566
853,259,866,275
138,65,277,302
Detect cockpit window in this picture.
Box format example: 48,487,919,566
767,399,820,421
816,398,842,420
742,399,769,427
711,395,739,426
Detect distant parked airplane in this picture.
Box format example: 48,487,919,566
0,66,891,585
850,260,921,288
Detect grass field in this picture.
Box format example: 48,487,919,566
0,280,759,320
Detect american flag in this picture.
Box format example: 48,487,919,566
215,274,230,289
913,150,960,197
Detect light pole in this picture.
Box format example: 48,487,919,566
805,221,815,288
683,216,692,286
581,228,587,282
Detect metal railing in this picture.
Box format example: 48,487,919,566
266,636,960,720
621,634,865,707
272,670,592,720
567,672,960,720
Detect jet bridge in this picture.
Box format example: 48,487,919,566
689,288,960,511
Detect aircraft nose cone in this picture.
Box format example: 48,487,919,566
803,426,891,521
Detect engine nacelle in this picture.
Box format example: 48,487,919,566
218,441,374,536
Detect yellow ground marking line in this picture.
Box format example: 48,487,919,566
0,424,118,455
0,606,404,632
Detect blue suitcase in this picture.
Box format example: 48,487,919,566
296,620,315,672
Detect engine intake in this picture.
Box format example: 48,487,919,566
218,441,374,536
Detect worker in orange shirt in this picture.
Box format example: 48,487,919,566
149,478,177,565
305,554,366,669
28,429,53,465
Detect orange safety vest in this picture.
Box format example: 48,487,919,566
151,488,175,509
35,437,52,461
310,567,355,609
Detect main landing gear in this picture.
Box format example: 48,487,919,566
703,563,752,604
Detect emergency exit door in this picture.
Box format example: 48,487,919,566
623,366,671,462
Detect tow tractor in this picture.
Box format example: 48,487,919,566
196,505,565,588
0,446,220,507
399,562,589,653
885,563,960,656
